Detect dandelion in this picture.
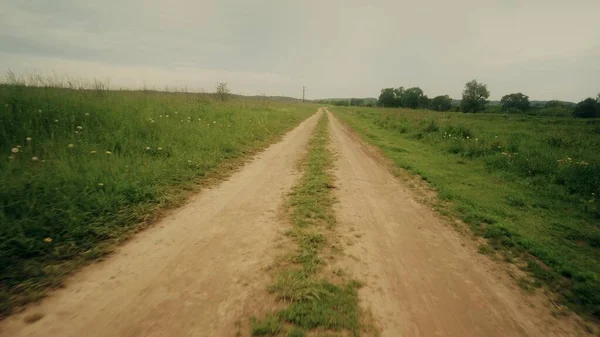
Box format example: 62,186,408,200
41,159,46,163
187,116,191,119
567,157,572,161
38,109,42,113
77,126,83,130
157,147,163,150
68,144,74,148
43,237,53,243
31,157,38,161
187,160,192,163
145,147,151,150
466,136,470,139
198,118,201,121
26,137,32,142
159,115,163,118
90,150,96,154
175,111,178,114
213,121,216,124
98,183,104,186
105,151,112,154
75,131,79,134
11,147,19,153
54,119,59,123
166,115,170,118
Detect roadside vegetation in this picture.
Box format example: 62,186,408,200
0,80,315,316
332,107,600,320
250,113,373,337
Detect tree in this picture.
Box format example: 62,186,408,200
461,80,490,113
350,98,364,106
215,82,230,101
430,95,453,111
393,87,405,107
418,95,430,109
402,87,425,109
500,93,530,112
573,98,598,118
545,100,564,108
378,88,397,107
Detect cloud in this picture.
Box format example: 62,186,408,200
1,0,599,100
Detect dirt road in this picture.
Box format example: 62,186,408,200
0,111,321,337
327,110,586,337
1,107,588,337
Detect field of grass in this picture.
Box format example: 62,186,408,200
251,113,372,337
332,107,600,319
0,84,316,316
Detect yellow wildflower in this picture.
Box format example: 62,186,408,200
44,237,53,243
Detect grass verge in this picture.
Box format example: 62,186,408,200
0,84,316,317
250,112,372,337
332,107,600,322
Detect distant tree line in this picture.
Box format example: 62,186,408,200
376,80,600,118
315,98,376,107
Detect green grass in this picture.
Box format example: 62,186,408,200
333,107,600,320
0,84,316,316
251,113,366,337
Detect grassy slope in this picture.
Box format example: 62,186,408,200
251,113,370,337
0,85,316,316
333,107,600,320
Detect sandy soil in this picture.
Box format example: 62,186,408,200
327,110,588,337
0,111,321,337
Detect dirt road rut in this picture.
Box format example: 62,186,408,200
327,110,585,337
0,111,321,337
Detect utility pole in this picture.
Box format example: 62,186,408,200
302,86,305,102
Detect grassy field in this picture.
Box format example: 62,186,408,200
251,113,373,337
0,84,316,316
333,107,600,319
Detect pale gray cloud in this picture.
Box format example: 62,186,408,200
0,0,598,101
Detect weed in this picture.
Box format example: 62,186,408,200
251,315,282,336
0,84,316,316
333,107,600,320
251,114,368,335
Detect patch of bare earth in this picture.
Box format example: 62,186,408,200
327,109,590,337
0,112,320,337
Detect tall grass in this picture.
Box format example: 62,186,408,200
0,84,315,316
335,107,600,319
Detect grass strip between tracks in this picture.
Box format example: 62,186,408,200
250,113,373,337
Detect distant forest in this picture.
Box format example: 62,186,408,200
316,81,599,118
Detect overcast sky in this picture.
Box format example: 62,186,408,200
1,0,598,101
